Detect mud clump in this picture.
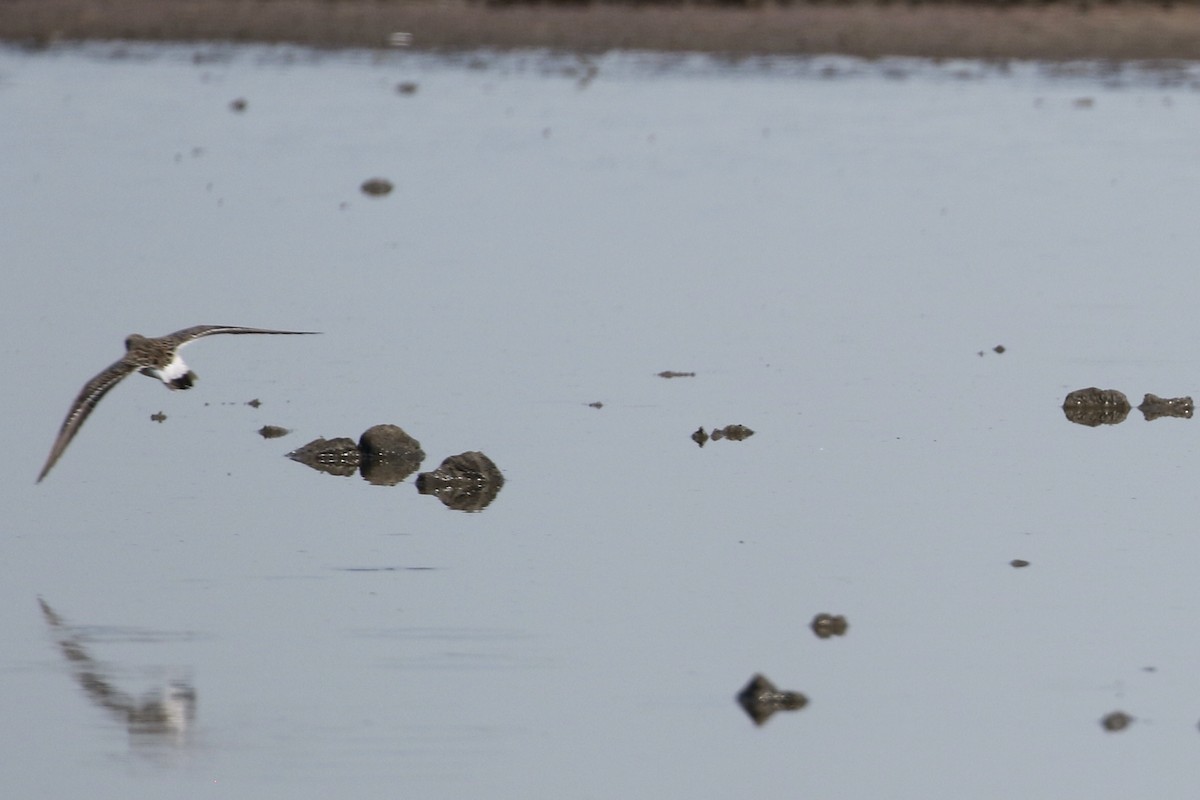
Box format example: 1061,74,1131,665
810,613,849,639
358,424,426,486
258,425,290,439
286,436,362,477
693,424,754,446
150,411,166,423
1010,559,1030,568
1062,387,1130,427
396,81,419,95
736,674,807,726
711,424,754,441
1101,711,1133,732
360,178,394,197
288,424,425,485
416,451,505,511
1137,393,1193,421
657,370,695,378
229,97,247,113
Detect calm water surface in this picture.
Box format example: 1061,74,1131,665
4,43,1200,799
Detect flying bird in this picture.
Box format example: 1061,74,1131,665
37,325,318,482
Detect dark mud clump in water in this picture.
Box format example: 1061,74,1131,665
1101,711,1133,732
1062,387,1130,427
287,436,362,477
246,398,262,408
361,178,394,197
736,674,807,726
587,401,603,409
416,451,504,511
691,426,709,447
1010,559,1030,568
810,613,848,639
258,425,291,439
229,97,247,112
358,424,425,486
711,424,754,441
657,370,695,378
396,81,419,95
150,411,166,423
1137,393,1193,421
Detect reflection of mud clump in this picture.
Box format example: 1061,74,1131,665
287,437,362,477
1101,711,1133,732
416,451,505,511
151,411,166,423
810,613,848,639
360,178,393,197
358,424,426,486
736,674,807,726
258,425,290,439
1062,387,1130,427
1137,393,1193,421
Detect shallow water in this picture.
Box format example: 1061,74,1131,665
4,44,1200,799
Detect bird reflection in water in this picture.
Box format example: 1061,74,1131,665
38,598,197,744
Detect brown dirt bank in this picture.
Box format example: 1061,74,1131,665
6,0,1200,60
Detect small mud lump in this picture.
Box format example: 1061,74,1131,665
258,425,290,439
810,613,849,639
1101,711,1133,732
360,178,394,197
710,424,754,442
736,674,807,726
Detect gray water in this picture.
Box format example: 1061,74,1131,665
4,43,1200,798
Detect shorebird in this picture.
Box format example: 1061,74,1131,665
37,325,318,483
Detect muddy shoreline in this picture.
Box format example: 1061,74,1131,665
6,0,1200,60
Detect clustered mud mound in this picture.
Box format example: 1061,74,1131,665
286,424,504,510
1062,387,1193,426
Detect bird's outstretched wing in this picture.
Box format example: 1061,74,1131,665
163,325,319,348
37,357,140,483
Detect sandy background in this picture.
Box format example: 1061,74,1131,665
4,0,1200,60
